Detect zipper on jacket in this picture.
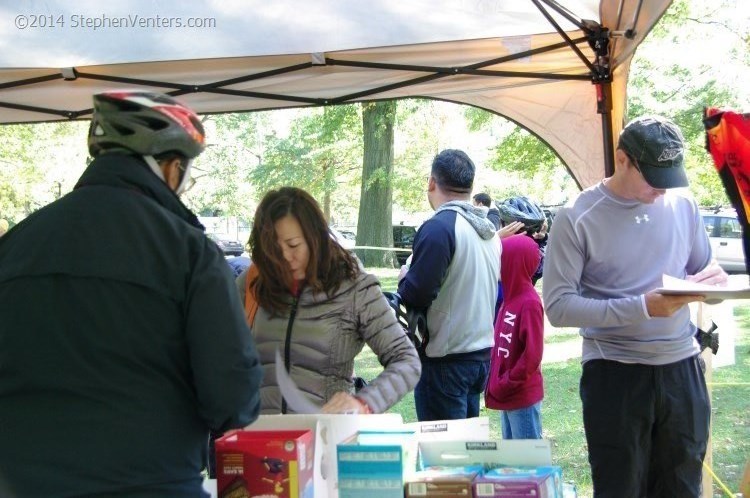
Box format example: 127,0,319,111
281,297,299,414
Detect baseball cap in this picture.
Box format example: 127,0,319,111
618,115,688,189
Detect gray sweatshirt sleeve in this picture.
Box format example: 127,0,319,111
542,208,650,329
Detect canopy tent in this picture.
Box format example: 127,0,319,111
0,0,671,188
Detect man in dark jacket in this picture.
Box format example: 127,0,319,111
399,150,500,421
0,91,263,498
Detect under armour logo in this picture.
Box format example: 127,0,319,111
635,215,650,224
658,147,682,162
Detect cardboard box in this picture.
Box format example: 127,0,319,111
418,439,552,470
337,430,417,498
245,414,403,498
404,465,483,497
215,429,314,498
404,417,490,443
473,466,560,498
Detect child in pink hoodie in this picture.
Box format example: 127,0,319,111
485,234,544,439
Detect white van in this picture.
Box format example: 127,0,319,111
701,210,746,274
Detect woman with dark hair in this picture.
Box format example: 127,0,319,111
237,187,420,415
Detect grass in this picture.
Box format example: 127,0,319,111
361,267,750,498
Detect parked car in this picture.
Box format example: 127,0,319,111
701,210,747,273
207,233,245,257
393,224,418,266
330,227,355,250
338,229,356,242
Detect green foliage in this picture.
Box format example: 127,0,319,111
392,99,441,213
184,112,270,223
464,105,494,132
251,105,362,222
488,128,560,176
0,121,88,222
626,0,749,208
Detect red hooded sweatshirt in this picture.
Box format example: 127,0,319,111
485,234,544,410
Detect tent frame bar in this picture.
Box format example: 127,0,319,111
531,0,596,72
326,59,591,80
0,73,62,90
537,0,590,30
0,35,596,119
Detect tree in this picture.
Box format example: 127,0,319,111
184,112,270,224
251,105,362,223
392,99,442,214
356,101,397,267
627,0,750,207
0,121,87,223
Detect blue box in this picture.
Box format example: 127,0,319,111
336,430,416,498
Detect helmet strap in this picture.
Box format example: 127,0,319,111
143,155,167,183
174,159,193,196
143,155,192,195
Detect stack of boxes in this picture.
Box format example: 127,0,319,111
212,416,576,498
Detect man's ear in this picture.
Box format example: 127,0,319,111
427,176,437,192
614,149,631,169
159,158,182,191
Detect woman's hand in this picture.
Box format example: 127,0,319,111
321,392,371,414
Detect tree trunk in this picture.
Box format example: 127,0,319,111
356,101,397,267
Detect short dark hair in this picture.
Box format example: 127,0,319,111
473,192,492,207
431,149,474,194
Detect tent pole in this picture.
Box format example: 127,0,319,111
597,82,616,178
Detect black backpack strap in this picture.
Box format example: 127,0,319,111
382,291,429,352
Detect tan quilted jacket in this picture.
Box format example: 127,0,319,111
236,269,420,414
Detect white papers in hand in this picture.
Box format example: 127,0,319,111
275,349,323,414
656,274,750,305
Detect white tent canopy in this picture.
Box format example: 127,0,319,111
0,0,671,188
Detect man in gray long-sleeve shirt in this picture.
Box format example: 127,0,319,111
543,116,727,498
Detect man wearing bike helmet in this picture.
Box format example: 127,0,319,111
543,116,727,497
0,91,262,497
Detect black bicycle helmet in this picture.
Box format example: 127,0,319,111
88,91,205,159
498,196,546,233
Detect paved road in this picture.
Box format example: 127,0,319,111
543,337,582,364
